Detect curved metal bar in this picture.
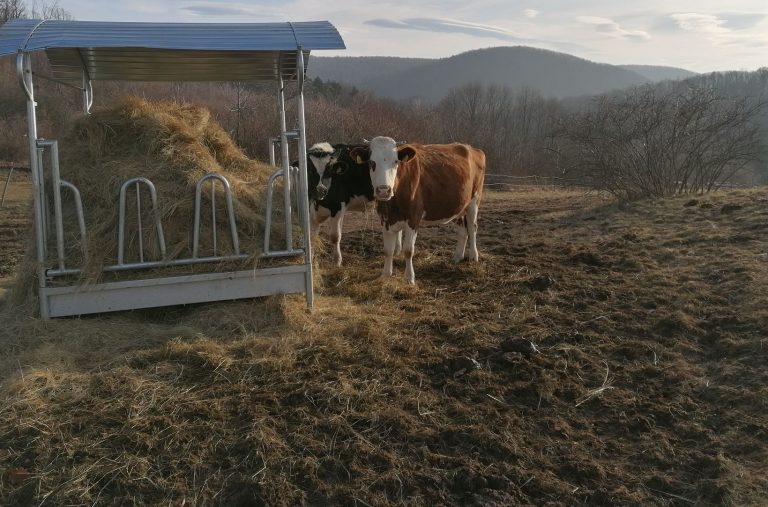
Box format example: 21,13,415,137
47,253,252,277
192,173,240,259
82,74,93,114
59,180,87,252
16,52,32,101
263,168,285,254
118,177,166,265
47,141,65,270
277,66,294,251
135,181,143,262
86,80,94,112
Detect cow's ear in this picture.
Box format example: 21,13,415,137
331,162,348,175
350,146,370,164
397,146,416,163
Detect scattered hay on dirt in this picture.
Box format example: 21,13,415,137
1,185,767,505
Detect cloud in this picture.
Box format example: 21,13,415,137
577,16,651,41
668,12,766,33
721,13,767,30
364,17,531,43
184,6,254,16
670,13,728,34
182,2,277,16
523,9,539,19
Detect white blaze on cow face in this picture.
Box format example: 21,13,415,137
308,142,334,200
368,137,400,201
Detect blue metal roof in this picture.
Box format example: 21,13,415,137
0,19,345,82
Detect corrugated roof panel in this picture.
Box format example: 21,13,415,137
0,19,344,82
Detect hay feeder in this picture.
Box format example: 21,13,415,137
0,19,346,318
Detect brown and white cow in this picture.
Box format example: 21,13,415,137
351,136,486,284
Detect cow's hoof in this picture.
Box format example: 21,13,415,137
452,256,465,264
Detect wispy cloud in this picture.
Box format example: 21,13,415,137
523,9,539,19
670,13,728,34
577,16,651,41
182,2,272,16
720,12,767,30
365,17,531,43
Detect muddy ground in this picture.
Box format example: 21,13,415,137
1,182,766,506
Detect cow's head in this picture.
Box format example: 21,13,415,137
308,142,335,200
327,143,364,178
350,136,415,201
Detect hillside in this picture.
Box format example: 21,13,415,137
621,64,698,82
310,47,694,102
309,56,429,88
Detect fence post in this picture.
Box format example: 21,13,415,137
0,167,13,209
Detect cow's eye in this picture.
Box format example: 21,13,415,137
370,161,376,171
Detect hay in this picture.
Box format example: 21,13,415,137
48,96,283,279
2,187,768,504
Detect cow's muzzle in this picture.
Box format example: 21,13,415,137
316,184,328,201
375,185,393,201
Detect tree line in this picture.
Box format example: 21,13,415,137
0,0,766,199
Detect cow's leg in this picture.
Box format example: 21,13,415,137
452,216,468,263
327,205,346,266
467,195,480,262
382,227,399,277
395,230,403,257
403,224,418,284
313,204,331,228
310,201,318,230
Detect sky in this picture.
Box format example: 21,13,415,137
53,0,768,73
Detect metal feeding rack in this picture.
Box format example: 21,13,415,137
0,19,346,318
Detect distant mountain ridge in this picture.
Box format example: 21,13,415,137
309,47,696,102
620,65,698,82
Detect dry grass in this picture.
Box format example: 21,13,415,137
29,97,289,286
7,97,306,314
1,184,767,505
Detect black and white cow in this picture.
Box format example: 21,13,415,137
302,142,400,266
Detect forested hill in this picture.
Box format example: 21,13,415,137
620,64,698,82
309,47,695,102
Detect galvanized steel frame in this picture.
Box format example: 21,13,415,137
16,39,317,318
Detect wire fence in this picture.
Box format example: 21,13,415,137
0,165,30,209
483,173,581,190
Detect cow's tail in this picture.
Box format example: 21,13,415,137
474,148,487,201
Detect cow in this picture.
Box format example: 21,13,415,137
304,142,336,203
350,136,486,284
301,142,400,266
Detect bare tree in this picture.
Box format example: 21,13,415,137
437,83,563,176
30,0,72,20
557,85,765,199
0,0,25,21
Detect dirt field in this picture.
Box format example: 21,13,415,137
1,182,767,506
0,169,30,282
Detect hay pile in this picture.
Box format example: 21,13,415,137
52,96,282,278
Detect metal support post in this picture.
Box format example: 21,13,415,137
277,66,293,251
296,48,314,308
18,51,49,318
0,167,13,208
